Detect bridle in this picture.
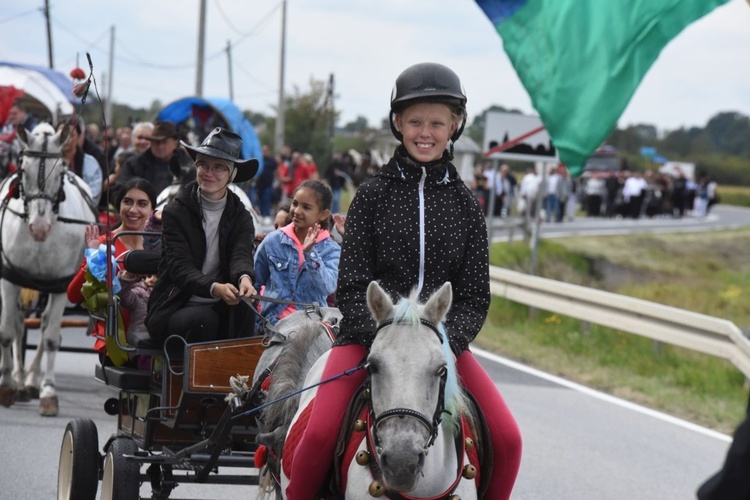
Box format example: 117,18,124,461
16,132,66,218
367,317,449,451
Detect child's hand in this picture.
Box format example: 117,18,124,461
302,223,321,253
85,224,100,249
332,214,346,235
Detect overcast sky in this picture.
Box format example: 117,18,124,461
1,0,748,133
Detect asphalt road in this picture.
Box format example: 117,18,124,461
0,325,732,499
488,204,750,242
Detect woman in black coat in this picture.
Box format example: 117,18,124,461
146,128,259,344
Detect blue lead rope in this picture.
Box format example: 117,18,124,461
232,363,366,420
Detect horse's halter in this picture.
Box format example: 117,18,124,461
367,317,449,451
17,132,65,218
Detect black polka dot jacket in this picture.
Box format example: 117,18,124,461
335,148,490,355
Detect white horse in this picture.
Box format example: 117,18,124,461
256,281,479,499
0,123,96,416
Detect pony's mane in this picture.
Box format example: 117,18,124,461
392,296,467,432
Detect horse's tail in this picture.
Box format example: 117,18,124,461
257,464,280,500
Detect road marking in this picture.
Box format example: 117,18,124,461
473,347,733,443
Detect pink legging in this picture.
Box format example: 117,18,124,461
286,344,522,499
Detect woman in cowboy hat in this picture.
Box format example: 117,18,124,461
145,127,260,344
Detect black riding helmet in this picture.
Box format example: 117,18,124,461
389,62,468,144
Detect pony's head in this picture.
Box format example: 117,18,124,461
366,280,467,492
14,123,70,241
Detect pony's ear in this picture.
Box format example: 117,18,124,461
423,282,452,325
366,281,394,323
15,127,29,150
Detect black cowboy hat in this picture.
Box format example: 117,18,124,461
145,121,180,141
181,127,259,182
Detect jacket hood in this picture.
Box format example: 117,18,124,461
378,146,460,187
280,223,331,243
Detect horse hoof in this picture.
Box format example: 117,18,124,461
39,395,59,416
0,387,16,407
25,386,40,400
15,387,32,402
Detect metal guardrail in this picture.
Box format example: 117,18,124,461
489,266,750,378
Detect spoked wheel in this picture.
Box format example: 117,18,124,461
57,418,100,500
100,437,140,500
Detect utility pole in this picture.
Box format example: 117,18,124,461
195,0,207,97
328,73,335,159
226,40,234,100
273,0,287,153
44,0,54,68
105,25,115,124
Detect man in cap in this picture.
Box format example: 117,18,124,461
117,120,191,194
146,127,259,344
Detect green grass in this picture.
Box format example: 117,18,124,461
480,232,750,433
716,185,750,208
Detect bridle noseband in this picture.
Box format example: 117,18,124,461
368,317,449,450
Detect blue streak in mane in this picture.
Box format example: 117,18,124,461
393,299,465,432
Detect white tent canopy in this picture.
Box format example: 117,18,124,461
0,63,75,121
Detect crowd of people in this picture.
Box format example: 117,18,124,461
472,160,720,223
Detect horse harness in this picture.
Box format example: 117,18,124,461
0,133,97,292
2,131,97,223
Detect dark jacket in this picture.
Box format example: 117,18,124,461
119,147,191,194
146,181,255,341
334,147,490,355
255,155,278,190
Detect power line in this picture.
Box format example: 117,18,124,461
234,59,276,92
47,3,280,73
214,0,245,36
0,8,39,25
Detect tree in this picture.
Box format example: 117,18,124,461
276,77,339,166
342,116,369,133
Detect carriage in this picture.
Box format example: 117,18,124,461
55,231,275,500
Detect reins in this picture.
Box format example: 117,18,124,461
231,362,366,421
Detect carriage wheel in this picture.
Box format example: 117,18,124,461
57,418,100,500
100,437,140,500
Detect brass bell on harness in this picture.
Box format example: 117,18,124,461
449,495,461,500
465,437,474,450
354,419,367,431
356,450,370,465
462,464,477,480
368,480,385,497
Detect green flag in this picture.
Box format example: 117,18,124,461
475,0,731,176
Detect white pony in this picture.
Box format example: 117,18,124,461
257,282,479,499
0,123,96,416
